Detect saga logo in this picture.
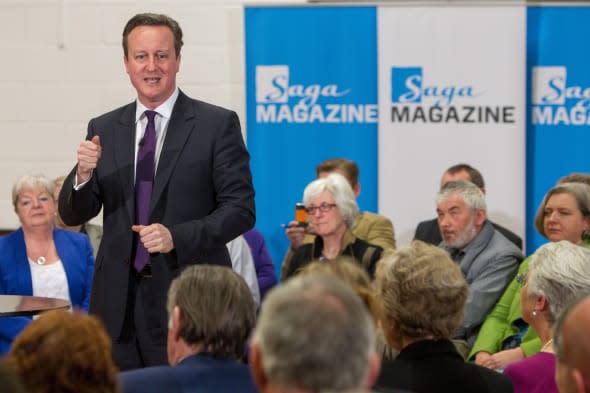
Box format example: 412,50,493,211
256,65,350,106
391,67,480,107
532,66,590,108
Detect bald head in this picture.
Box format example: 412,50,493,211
556,296,590,393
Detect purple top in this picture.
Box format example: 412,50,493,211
243,229,277,299
504,352,557,393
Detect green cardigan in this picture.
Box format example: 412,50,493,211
469,239,590,360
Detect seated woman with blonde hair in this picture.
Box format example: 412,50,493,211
373,241,512,393
0,174,94,353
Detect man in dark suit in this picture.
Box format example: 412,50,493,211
58,13,255,370
119,265,257,393
414,163,522,250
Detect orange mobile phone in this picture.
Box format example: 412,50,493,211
295,203,308,227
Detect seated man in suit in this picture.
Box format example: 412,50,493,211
119,265,257,393
250,272,386,393
436,180,522,351
281,158,396,280
554,295,590,393
414,163,522,250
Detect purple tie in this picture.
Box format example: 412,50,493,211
134,110,157,272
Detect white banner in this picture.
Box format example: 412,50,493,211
377,5,526,248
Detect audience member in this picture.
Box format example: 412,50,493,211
282,158,395,279
226,234,260,308
6,310,119,393
243,228,277,300
53,175,103,257
283,174,383,279
0,361,26,393
504,241,590,393
414,163,522,249
558,173,590,187
373,241,512,393
119,265,257,393
436,180,522,348
554,295,590,393
250,272,384,393
471,182,590,369
300,256,398,360
0,174,93,354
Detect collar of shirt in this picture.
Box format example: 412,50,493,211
133,87,180,178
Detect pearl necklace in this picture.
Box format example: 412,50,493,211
541,339,553,352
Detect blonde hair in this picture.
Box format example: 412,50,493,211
376,241,468,341
300,257,377,322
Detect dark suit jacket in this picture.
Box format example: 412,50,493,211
58,90,255,340
0,228,94,353
414,218,522,250
119,353,258,393
374,339,513,393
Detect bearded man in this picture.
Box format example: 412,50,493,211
436,180,522,347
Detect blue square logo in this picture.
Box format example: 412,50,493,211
391,67,422,104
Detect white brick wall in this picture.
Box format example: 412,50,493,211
0,0,303,228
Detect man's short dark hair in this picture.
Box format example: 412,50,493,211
167,265,255,360
316,158,359,188
445,163,485,190
122,13,184,58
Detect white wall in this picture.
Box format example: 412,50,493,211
0,0,302,228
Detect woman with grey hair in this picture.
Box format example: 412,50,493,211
373,241,512,393
504,241,590,393
471,181,590,369
284,173,383,279
0,174,94,354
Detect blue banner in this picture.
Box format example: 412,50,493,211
245,6,378,277
526,6,590,253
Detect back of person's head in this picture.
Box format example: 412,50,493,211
0,361,26,393
376,241,468,345
299,257,378,322
554,295,590,393
526,241,590,323
316,158,360,188
167,264,255,360
444,163,485,189
436,179,487,211
6,310,119,393
251,273,376,392
558,173,590,187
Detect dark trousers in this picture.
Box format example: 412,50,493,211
112,268,168,371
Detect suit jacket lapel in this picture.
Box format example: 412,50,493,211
150,91,195,215
114,103,137,224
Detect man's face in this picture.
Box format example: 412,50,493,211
437,194,483,248
124,25,180,109
440,169,472,189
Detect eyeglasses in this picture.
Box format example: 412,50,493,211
305,202,337,215
516,273,528,286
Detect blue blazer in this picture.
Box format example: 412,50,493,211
0,228,94,354
119,353,258,393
